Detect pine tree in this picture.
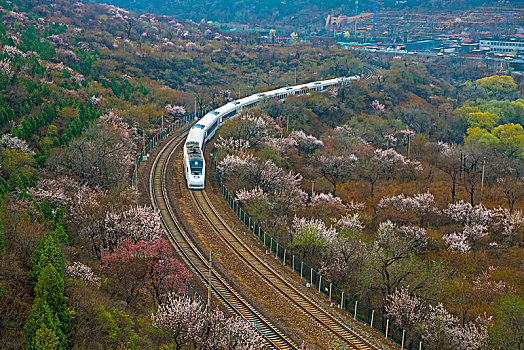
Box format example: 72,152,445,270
33,323,60,350
29,233,65,280
23,298,65,350
34,264,70,339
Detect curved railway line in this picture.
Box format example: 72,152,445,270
150,128,297,349
148,125,388,349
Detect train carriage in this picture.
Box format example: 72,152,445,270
183,75,359,189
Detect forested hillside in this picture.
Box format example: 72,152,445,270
1,0,523,348
95,0,524,26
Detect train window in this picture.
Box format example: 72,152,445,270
208,120,218,134
190,159,203,175
193,124,205,129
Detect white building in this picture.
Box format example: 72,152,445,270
479,39,524,54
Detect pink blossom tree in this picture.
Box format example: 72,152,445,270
363,221,436,304
385,286,426,331
386,289,492,349
444,201,493,228
334,213,364,232
101,238,192,306
48,123,136,189
310,192,346,210
383,128,415,149
422,303,491,350
151,293,204,349
290,216,336,262
371,99,385,111
265,136,297,156
164,105,186,118
319,229,368,288
235,187,267,204
219,153,304,197
30,176,89,209
493,209,524,245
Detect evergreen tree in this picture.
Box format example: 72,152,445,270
33,324,60,350
23,298,65,350
29,233,65,280
34,264,70,338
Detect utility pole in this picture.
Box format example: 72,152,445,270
372,0,377,40
354,1,358,40
194,96,197,120
480,159,486,201
207,244,212,308
161,111,163,131
407,134,411,158
295,67,297,85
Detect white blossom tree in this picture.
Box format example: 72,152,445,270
443,232,470,254
378,191,439,225
1,133,35,155
359,148,422,197
444,201,493,249
316,153,358,195
151,294,265,349
65,262,101,286
215,135,251,153
103,205,162,247
290,130,323,154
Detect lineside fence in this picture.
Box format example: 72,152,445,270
131,112,206,187
215,165,433,350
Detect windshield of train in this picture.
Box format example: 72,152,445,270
190,159,203,175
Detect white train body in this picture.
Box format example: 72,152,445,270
183,75,359,189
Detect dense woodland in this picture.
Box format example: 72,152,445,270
0,0,523,349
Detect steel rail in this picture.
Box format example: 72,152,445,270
189,188,380,350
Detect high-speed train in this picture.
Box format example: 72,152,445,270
183,76,359,189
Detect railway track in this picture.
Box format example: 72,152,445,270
362,65,380,81
188,187,380,350
150,129,297,349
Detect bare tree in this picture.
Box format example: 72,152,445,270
435,145,463,203
497,176,524,215
460,148,483,206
